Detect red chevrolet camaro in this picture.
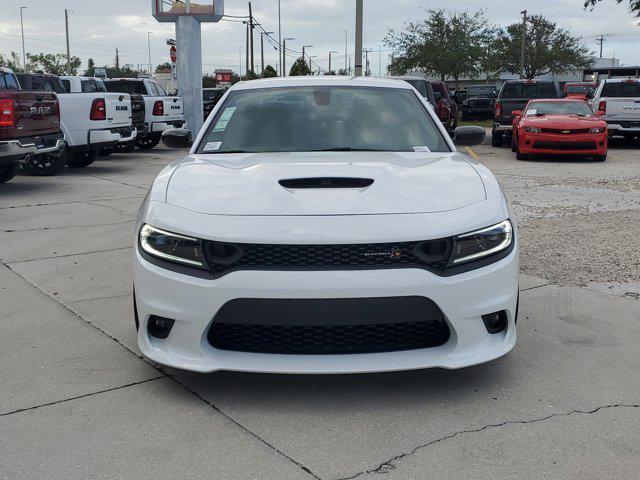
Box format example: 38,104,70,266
511,99,608,161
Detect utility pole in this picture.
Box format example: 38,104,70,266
596,35,605,58
261,31,273,74
378,44,381,76
342,29,348,74
20,6,27,72
278,0,282,76
238,45,243,77
115,46,120,71
248,2,254,75
328,51,338,75
64,9,71,75
147,31,153,77
354,0,363,76
283,37,294,76
520,10,527,79
302,45,313,72
363,48,371,76
245,22,249,77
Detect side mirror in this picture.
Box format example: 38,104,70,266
433,92,443,102
454,126,486,147
162,128,192,149
511,110,523,117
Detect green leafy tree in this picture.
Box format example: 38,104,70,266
385,9,496,86
202,74,216,87
492,15,592,78
243,69,259,80
584,0,640,16
27,53,81,75
289,57,311,76
84,58,95,77
262,64,278,78
155,62,172,72
0,51,35,72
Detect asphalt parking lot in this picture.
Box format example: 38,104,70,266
1,139,639,479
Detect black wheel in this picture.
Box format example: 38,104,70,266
66,149,98,168
516,142,528,161
511,132,518,152
594,153,607,162
136,133,161,150
491,130,503,147
21,152,66,176
0,162,18,183
99,147,114,157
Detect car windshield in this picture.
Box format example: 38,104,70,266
501,82,557,99
601,81,640,98
526,101,594,116
403,80,428,97
197,86,450,154
468,86,495,96
565,84,592,94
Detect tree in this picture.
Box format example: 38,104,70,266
0,51,28,72
384,9,496,86
584,0,640,16
155,62,172,72
243,69,259,80
289,57,311,76
262,64,278,78
27,53,81,75
492,15,592,78
84,58,95,77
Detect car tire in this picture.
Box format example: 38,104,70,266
136,133,162,150
516,143,528,161
511,132,518,152
20,152,66,176
491,130,503,147
594,153,607,162
66,149,98,168
0,162,19,184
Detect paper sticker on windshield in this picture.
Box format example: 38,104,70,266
203,141,222,152
413,146,431,152
212,107,237,132
525,109,537,116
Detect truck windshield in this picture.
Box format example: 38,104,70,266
0,72,20,90
501,82,557,99
104,81,147,95
197,86,450,154
601,81,640,98
526,101,594,116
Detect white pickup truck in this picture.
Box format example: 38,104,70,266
104,78,184,150
17,73,136,170
590,78,640,142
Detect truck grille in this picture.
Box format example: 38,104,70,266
203,239,451,277
208,297,451,354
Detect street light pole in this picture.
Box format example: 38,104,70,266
520,10,527,79
378,44,381,76
261,31,273,74
238,45,243,77
283,37,294,76
328,51,338,75
278,0,282,76
341,29,348,74
147,31,153,77
20,7,27,72
64,9,71,75
302,45,313,72
354,0,363,76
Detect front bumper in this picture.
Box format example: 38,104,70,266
518,131,608,155
134,245,518,374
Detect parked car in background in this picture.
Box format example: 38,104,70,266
104,78,185,150
492,79,561,147
136,76,515,374
17,72,135,172
203,87,227,120
563,82,595,100
511,99,607,161
452,89,467,106
589,78,640,142
388,76,437,110
431,81,458,133
60,75,138,156
461,85,497,120
1,67,65,181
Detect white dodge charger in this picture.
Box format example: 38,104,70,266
133,76,518,374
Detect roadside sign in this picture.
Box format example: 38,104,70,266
170,45,177,63
214,69,232,85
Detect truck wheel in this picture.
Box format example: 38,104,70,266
0,162,19,184
491,130,503,147
66,149,98,168
594,153,607,162
21,152,66,176
511,133,518,152
136,133,162,150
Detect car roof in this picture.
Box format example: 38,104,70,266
230,76,414,91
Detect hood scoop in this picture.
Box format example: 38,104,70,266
279,177,374,189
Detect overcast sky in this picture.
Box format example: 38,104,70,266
2,0,640,75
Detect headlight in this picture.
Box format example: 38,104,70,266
451,220,513,264
590,126,606,133
523,126,541,133
139,224,205,268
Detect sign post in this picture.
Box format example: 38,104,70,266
152,0,224,135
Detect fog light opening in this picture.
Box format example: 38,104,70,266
148,315,175,339
482,310,508,334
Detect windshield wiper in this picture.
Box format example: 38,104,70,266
209,149,251,154
309,147,387,152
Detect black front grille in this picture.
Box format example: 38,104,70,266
540,128,590,134
204,239,451,277
533,141,597,150
208,296,450,354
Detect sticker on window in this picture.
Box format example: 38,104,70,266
203,141,222,152
412,146,431,152
212,107,237,132
525,109,537,116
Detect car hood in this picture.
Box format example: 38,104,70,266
522,114,603,128
164,152,486,216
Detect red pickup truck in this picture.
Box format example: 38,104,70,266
0,67,65,182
